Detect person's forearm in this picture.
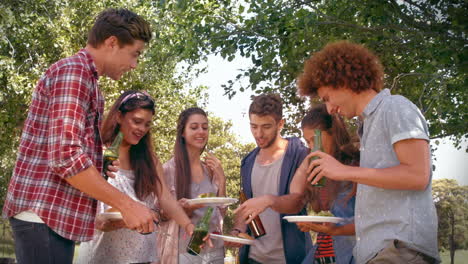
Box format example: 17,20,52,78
330,223,355,236
66,166,135,212
95,217,126,232
289,160,313,213
159,192,191,228
268,193,306,214
217,181,227,216
344,139,430,190
346,165,429,190
217,180,226,197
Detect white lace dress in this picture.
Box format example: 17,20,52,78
76,169,158,264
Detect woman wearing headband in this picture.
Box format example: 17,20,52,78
77,91,193,264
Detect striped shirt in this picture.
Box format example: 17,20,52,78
2,49,104,241
315,186,335,258
315,233,335,258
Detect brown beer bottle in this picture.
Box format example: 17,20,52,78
239,189,266,238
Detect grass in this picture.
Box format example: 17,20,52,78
440,249,468,264
0,219,15,259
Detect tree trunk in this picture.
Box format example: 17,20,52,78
450,213,455,264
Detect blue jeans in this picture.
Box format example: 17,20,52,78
9,217,75,264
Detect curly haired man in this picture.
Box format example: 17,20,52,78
297,41,440,264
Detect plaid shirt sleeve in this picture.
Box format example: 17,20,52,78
47,65,95,178
3,50,102,241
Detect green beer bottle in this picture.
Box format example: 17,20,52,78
310,129,326,187
187,207,214,255
102,131,123,180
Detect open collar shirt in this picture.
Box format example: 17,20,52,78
3,49,104,241
239,137,313,264
355,89,440,263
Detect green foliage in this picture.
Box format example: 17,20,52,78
433,179,468,263
0,218,15,258
202,0,467,146
0,2,258,244
0,0,240,209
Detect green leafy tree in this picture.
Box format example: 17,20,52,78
433,179,468,264
0,0,238,207
202,0,467,147
0,4,259,254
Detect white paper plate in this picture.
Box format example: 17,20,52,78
283,215,344,223
99,212,122,220
210,233,254,245
187,197,238,206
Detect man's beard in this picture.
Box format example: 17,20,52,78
259,132,277,149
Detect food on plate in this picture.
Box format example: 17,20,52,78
105,207,119,212
198,192,216,198
316,210,333,217
237,232,254,240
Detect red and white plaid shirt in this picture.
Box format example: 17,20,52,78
3,49,104,241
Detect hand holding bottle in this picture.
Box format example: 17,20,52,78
103,132,123,179
306,151,350,184
103,159,120,179
187,207,214,255
237,189,266,238
184,222,195,236
234,195,273,225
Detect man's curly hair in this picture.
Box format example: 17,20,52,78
249,93,283,121
297,41,384,97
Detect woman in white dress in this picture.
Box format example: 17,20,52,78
157,107,226,264
77,91,194,264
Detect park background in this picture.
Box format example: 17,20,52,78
0,0,466,263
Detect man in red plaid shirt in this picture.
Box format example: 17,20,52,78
3,8,159,263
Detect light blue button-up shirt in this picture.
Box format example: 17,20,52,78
331,186,356,264
354,89,440,263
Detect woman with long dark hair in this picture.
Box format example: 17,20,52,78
283,104,359,264
158,107,226,264
77,91,193,264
